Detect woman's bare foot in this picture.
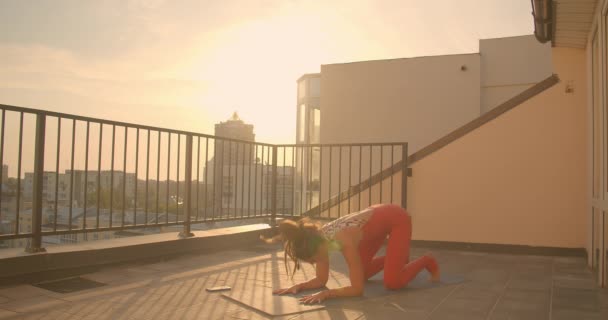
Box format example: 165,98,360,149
426,252,440,282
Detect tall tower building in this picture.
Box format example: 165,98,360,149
214,112,255,165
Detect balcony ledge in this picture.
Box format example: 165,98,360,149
0,224,272,286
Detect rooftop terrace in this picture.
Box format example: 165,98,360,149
0,241,605,320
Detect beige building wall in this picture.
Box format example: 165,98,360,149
320,54,481,154
406,48,587,248
480,35,553,114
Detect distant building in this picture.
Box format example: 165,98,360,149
23,170,137,207
208,113,254,216
1,164,7,180
23,171,70,206
214,112,256,165
205,113,294,217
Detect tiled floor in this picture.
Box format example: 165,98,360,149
0,245,606,319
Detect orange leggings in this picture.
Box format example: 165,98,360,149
359,204,439,290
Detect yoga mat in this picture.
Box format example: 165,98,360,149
223,271,466,313
304,271,466,306
222,288,325,317
363,270,466,298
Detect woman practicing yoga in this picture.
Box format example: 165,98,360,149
269,204,439,304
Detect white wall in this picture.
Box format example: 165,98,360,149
320,54,481,154
480,35,553,113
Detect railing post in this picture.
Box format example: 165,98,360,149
271,145,278,227
26,113,47,253
401,143,408,209
179,134,194,238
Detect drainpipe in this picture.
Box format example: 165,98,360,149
531,0,553,43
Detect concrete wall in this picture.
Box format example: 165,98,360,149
320,54,481,154
480,35,553,114
407,48,587,248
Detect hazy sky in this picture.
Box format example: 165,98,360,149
0,0,534,146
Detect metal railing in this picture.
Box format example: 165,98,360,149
275,143,408,220
0,104,408,252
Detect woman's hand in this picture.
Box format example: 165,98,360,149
299,290,330,304
272,284,301,295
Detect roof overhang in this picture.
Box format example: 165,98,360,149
532,0,598,48
297,73,320,83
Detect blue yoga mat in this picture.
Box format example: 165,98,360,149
294,271,466,306
363,270,466,297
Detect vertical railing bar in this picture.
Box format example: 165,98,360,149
247,143,252,218
203,137,209,221
391,145,394,204
260,146,266,215
379,145,383,204
267,145,271,215
338,145,342,217
0,110,4,225
227,140,232,219
268,146,272,215
156,131,161,224
241,142,246,218
358,145,362,211
122,127,128,227
15,112,23,234
253,144,258,217
55,118,62,232
134,128,139,226
282,147,286,216
196,136,201,221
318,146,322,217
328,146,332,218
68,119,76,231
83,121,90,230
179,134,193,238
401,143,408,209
269,146,273,215
260,145,264,216
166,132,171,224
27,113,46,252
220,140,227,218
368,145,372,207
234,142,239,219
271,145,278,226
308,145,312,213
300,145,304,215
176,134,181,221
348,146,352,214
145,129,150,225
109,124,115,228
291,146,295,217
96,123,101,229
212,139,216,221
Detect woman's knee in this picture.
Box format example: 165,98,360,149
383,275,402,290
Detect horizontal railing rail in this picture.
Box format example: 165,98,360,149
0,104,275,147
0,103,408,252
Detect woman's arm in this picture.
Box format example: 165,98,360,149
298,257,330,290
327,243,364,297
300,231,365,303
274,248,330,294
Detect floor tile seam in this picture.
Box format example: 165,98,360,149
484,274,513,320
423,282,463,320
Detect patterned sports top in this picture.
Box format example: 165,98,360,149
320,207,375,239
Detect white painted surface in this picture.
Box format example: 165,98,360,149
480,35,553,113
320,54,481,154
